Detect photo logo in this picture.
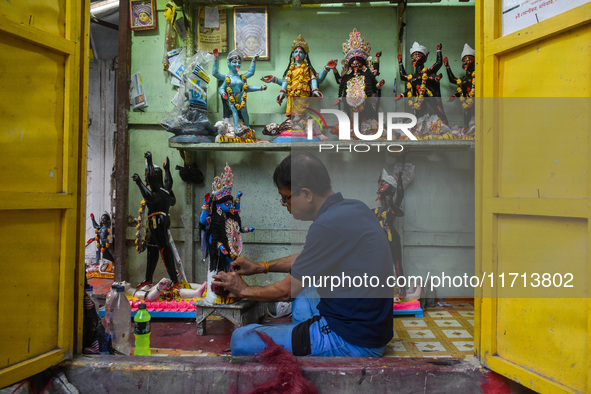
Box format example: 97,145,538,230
303,107,328,133
307,110,418,141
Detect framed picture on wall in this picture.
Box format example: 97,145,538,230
129,0,158,31
233,6,269,61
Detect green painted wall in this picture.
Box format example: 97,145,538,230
127,1,475,297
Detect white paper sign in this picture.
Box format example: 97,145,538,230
204,6,219,29
502,0,590,36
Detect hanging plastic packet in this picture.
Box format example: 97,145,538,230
160,50,216,143
187,63,209,108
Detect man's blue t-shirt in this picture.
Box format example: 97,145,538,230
291,192,394,348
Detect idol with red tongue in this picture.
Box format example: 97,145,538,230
199,164,254,303
213,48,267,138
260,35,335,142
330,29,385,138
396,41,448,125
443,43,476,130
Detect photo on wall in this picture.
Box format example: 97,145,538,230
233,6,269,61
129,0,158,31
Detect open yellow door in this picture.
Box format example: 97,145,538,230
0,0,89,388
476,1,590,393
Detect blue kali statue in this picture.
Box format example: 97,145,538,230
212,48,267,138
199,164,254,300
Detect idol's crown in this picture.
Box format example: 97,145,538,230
343,28,371,62
212,163,233,200
291,34,310,53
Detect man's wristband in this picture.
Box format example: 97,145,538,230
263,260,269,274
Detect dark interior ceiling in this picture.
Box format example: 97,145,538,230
90,0,119,60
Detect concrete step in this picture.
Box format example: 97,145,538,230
62,355,533,393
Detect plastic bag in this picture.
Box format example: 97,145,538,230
160,50,217,142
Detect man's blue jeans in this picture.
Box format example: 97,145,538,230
230,288,386,357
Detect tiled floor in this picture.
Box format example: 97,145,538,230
138,303,475,358
384,302,475,358
89,278,474,358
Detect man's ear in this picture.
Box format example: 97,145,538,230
300,187,313,202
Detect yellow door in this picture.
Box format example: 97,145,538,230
0,0,89,388
476,1,590,393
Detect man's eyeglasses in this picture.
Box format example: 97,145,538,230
280,195,291,205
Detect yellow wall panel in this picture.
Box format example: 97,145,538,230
0,0,65,37
497,298,588,393
477,1,590,392
497,99,589,198
499,25,591,97
493,215,589,391
0,0,87,387
497,215,588,298
0,210,62,369
0,34,65,193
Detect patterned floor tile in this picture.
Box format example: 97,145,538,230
452,341,475,352
442,329,473,339
414,342,447,352
408,329,436,339
427,310,453,318
434,319,461,327
467,319,474,326
388,341,408,352
451,303,474,309
402,319,428,328
458,311,475,318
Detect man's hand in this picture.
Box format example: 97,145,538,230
212,271,248,297
230,256,260,275
213,48,218,60
131,174,141,183
90,213,95,220
398,54,403,65
437,43,442,51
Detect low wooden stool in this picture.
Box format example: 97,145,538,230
193,299,264,335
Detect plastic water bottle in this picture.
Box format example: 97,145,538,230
104,283,119,334
134,303,151,356
111,285,132,355
85,285,100,313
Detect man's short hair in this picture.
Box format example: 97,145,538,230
273,152,332,195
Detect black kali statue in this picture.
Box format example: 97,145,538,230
397,42,448,125
444,43,476,131
132,151,179,288
88,212,114,264
374,168,406,297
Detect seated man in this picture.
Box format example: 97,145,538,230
213,152,394,356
